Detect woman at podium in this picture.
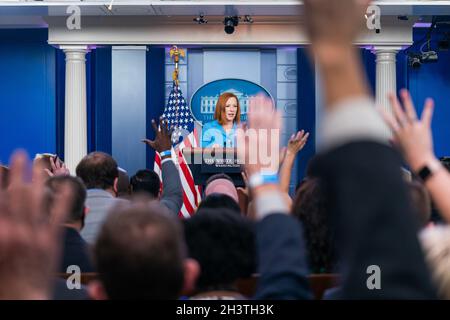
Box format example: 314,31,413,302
201,92,241,148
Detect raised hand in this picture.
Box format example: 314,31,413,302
142,118,173,153
236,95,281,176
303,0,370,48
279,130,309,194
0,151,70,299
45,156,70,177
381,89,435,172
287,130,310,157
303,0,371,108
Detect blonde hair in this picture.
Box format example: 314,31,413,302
420,226,450,299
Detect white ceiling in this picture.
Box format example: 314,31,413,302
0,1,450,16
1,1,450,28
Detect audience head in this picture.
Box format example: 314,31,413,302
76,152,119,194
33,153,64,180
204,173,238,203
408,181,432,228
130,169,160,198
197,193,241,215
420,226,450,299
117,167,130,198
183,209,256,293
33,153,54,172
46,176,87,229
91,202,198,299
292,178,336,273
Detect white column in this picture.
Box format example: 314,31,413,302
61,45,90,173
373,46,401,137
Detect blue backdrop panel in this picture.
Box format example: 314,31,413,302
146,47,166,167
111,47,147,175
297,48,316,182
91,47,112,155
408,26,450,158
0,29,56,164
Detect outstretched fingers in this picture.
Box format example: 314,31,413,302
421,98,435,128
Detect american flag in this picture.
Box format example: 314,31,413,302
154,81,202,218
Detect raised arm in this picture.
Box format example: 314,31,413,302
279,130,309,194
237,96,311,300
143,118,183,215
382,89,450,222
0,151,71,299
303,0,436,298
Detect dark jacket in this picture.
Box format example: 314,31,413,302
255,214,311,300
310,141,437,299
60,226,95,274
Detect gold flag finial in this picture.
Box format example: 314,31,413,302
169,45,185,86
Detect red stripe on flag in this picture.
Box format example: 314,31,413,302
181,190,195,216
177,149,198,204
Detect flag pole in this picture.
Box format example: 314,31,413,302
169,45,185,142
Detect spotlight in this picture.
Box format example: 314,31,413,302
408,55,422,68
224,16,239,34
408,50,439,69
193,14,208,24
419,39,438,63
421,50,439,63
244,15,254,24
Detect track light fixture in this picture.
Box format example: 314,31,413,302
193,14,208,25
223,15,253,34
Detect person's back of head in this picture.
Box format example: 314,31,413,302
93,202,188,299
197,193,241,215
183,209,256,293
204,173,238,203
76,152,119,191
130,169,160,198
408,181,432,228
292,178,336,274
46,176,87,225
33,153,54,172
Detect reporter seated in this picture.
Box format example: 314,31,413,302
299,0,437,298
130,167,183,216
46,175,95,274
76,152,127,244
292,178,337,274
89,202,199,299
197,193,242,215
141,118,183,215
204,173,239,204
183,209,256,299
130,169,160,198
